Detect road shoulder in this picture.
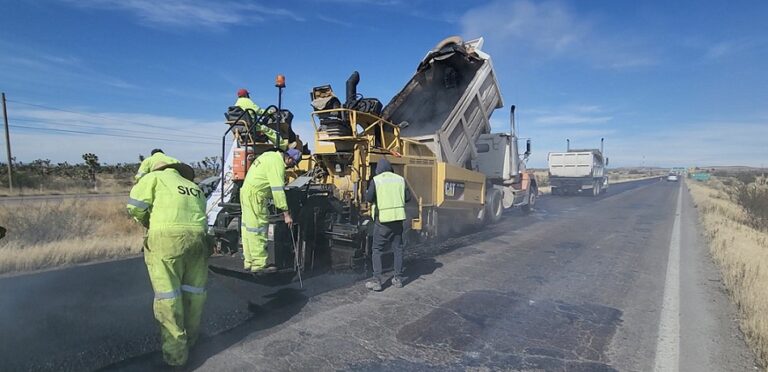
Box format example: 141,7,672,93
679,182,757,370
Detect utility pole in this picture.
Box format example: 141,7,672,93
1,93,12,193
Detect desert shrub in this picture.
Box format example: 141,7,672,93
0,199,141,247
732,183,768,231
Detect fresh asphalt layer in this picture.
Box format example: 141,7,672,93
0,179,757,371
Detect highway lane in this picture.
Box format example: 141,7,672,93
0,179,756,371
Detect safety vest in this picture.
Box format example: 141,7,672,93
373,172,406,223
127,169,207,231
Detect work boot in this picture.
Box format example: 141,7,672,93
251,265,278,275
391,277,404,288
365,279,382,292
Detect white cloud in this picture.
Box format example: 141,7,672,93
315,0,402,5
62,0,303,29
463,0,587,53
528,104,613,126
585,122,766,168
534,114,612,126
316,15,354,28
0,41,137,90
705,40,755,60
6,106,320,164
7,107,222,164
460,0,655,69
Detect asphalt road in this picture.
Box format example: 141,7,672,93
0,179,758,371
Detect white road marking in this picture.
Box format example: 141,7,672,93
654,183,682,372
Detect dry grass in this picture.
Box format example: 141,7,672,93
0,198,143,275
0,175,132,197
689,180,768,369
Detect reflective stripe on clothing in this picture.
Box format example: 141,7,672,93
270,186,284,191
181,285,205,294
128,197,151,210
155,288,181,300
243,225,267,234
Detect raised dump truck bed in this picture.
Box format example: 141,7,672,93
382,37,503,169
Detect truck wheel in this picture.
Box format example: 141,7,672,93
522,186,537,213
484,189,503,224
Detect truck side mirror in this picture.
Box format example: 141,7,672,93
525,139,531,156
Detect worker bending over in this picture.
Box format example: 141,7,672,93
127,161,209,367
365,158,410,291
135,149,179,181
235,88,287,150
240,149,301,273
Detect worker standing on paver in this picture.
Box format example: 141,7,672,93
235,88,287,150
134,149,180,181
127,161,209,368
365,158,410,291
240,149,301,274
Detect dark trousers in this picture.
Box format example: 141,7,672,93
371,220,404,282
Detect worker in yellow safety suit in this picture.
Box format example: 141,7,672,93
235,88,288,150
127,161,210,367
240,148,301,273
134,149,180,181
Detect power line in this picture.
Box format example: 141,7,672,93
9,117,215,141
7,99,219,138
9,124,219,145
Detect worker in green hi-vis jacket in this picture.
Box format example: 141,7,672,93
127,161,209,368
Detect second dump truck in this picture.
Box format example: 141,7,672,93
207,36,538,273
548,139,609,196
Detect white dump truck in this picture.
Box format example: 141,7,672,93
382,36,539,224
548,139,609,196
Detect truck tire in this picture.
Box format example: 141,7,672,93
592,181,600,197
484,189,503,224
522,185,537,213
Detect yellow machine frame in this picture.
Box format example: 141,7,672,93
309,108,486,234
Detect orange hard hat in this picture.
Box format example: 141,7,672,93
237,88,249,97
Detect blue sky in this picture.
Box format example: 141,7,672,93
0,0,766,167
